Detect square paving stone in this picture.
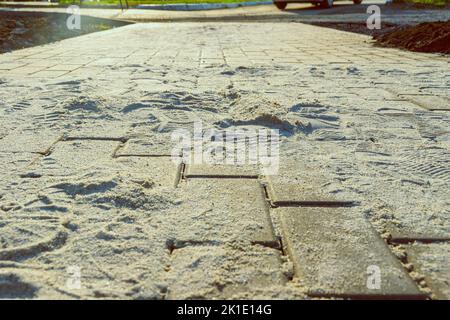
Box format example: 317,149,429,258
167,245,286,299
173,179,278,247
276,207,425,298
405,243,450,300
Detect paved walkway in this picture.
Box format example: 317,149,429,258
0,22,449,299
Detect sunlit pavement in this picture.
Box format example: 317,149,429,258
0,13,449,299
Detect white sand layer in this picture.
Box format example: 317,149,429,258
0,22,448,299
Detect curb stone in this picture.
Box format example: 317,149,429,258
136,1,272,11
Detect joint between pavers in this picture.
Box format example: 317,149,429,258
263,181,357,208
251,239,281,251
184,174,259,179
271,200,357,208
174,162,186,188
166,238,281,253
388,237,450,245
112,140,127,158
26,134,65,167
63,136,128,143
114,154,173,158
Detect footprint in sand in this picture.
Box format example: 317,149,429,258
396,148,450,184
0,215,68,262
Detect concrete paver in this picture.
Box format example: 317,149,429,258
277,207,425,298
405,243,450,300
28,139,120,176
174,179,278,247
265,160,354,206
401,95,450,111
25,139,180,187
167,245,288,299
116,133,178,157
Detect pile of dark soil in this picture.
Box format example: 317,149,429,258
305,22,400,36
0,12,129,54
306,20,450,55
374,20,450,54
391,1,450,10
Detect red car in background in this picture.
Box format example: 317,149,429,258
273,0,363,9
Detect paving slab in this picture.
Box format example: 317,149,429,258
167,245,287,299
266,163,353,206
173,179,277,247
373,146,450,242
27,139,119,177
28,70,69,78
181,129,273,177
113,156,180,188
62,122,132,141
405,243,450,300
276,207,424,298
400,95,450,111
115,135,175,157
25,139,179,187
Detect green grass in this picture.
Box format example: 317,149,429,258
394,0,448,5
59,0,253,6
